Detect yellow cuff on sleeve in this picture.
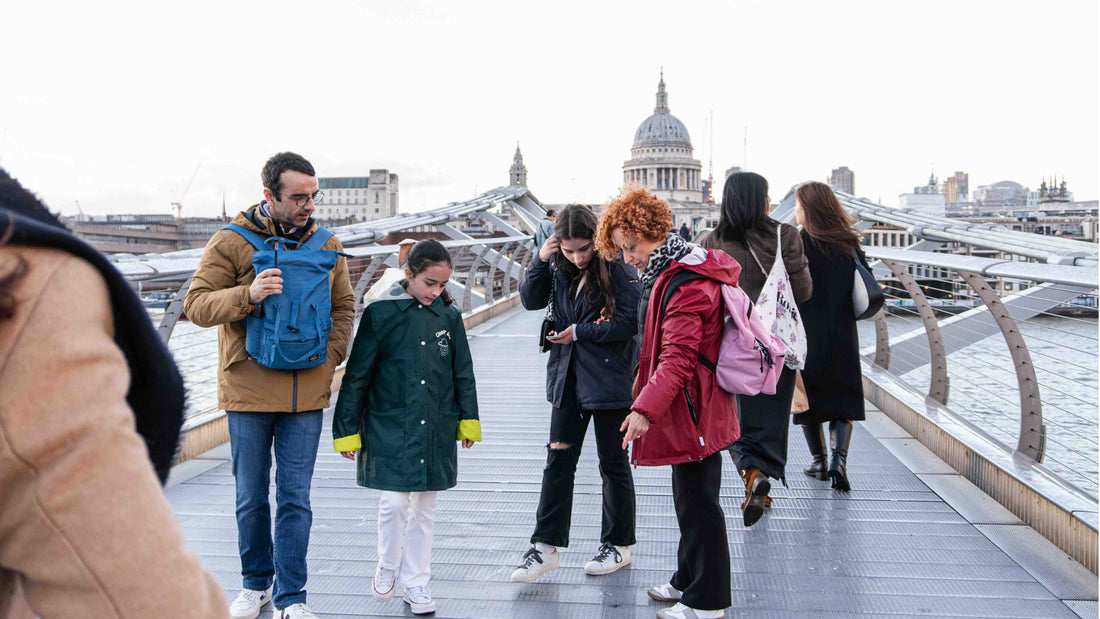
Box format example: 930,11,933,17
333,434,361,453
457,419,482,442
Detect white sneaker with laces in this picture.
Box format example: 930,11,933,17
510,546,560,582
656,602,725,619
372,564,397,601
403,585,437,615
229,586,272,619
584,543,632,575
277,602,319,619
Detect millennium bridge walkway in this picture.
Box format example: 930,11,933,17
164,307,1096,618
119,183,1099,617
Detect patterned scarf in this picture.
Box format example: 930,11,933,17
640,232,693,286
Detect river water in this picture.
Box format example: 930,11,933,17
157,311,1099,498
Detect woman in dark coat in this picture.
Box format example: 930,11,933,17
792,181,866,492
701,171,812,526
511,204,642,582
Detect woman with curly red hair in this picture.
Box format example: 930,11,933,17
595,186,739,619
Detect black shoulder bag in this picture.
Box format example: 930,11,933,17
852,247,885,320
538,260,557,353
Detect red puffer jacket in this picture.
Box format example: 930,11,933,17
631,247,741,466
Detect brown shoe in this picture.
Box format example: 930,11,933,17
739,467,771,527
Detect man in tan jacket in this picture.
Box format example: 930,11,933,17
184,153,355,619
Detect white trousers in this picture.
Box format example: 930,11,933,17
377,490,438,588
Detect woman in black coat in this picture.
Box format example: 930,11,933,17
792,182,866,492
511,204,642,582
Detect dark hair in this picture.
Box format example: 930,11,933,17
553,204,618,317
796,181,862,256
714,171,772,244
404,239,455,305
545,209,556,218
0,167,57,321
261,152,316,200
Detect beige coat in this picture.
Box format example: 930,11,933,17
183,207,355,412
0,246,227,618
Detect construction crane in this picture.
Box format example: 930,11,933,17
171,162,202,220
74,200,86,221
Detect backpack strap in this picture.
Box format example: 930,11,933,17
222,224,269,252
655,270,718,373
300,226,334,251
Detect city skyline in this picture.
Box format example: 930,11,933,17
1,1,1096,218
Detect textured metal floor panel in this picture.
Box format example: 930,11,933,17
167,307,1095,617
1064,600,1099,619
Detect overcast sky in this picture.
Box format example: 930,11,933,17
3,0,1097,218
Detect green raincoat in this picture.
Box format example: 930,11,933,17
332,283,481,491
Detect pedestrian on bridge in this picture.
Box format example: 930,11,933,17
792,182,866,492
701,171,813,525
184,152,356,619
510,204,641,583
333,239,481,616
0,168,228,618
535,209,557,249
598,186,740,619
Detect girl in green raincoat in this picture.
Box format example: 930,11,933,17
333,239,481,615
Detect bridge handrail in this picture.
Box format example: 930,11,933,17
863,247,1098,288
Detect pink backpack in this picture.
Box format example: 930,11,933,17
657,271,786,396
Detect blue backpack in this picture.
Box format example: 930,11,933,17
223,224,347,370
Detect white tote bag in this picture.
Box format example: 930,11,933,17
748,228,808,370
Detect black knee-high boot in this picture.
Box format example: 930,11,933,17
802,424,828,481
828,420,853,492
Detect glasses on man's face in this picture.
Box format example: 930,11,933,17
284,190,324,208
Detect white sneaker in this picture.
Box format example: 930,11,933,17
584,543,632,575
372,564,397,601
657,602,725,619
229,586,272,619
510,546,560,582
276,602,319,619
647,582,683,602
403,585,437,615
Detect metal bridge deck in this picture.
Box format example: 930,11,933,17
165,307,1097,618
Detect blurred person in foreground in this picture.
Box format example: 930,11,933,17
0,167,227,618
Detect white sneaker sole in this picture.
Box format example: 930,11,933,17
584,556,632,575
510,562,560,582
403,595,436,614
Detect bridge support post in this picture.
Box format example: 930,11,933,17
957,270,1046,462
463,245,494,314
873,309,891,369
882,259,950,404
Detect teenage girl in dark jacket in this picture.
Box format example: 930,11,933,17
511,204,642,582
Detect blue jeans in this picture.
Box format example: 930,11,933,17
228,410,322,609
